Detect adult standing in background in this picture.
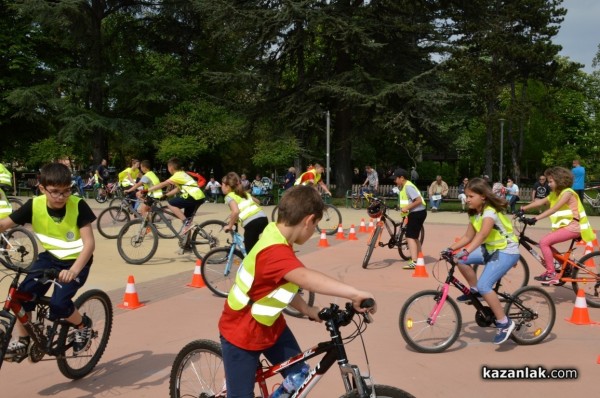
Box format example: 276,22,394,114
362,165,379,194
410,167,419,183
283,167,296,190
572,159,585,201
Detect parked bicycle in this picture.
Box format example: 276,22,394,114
0,226,38,269
201,228,315,318
0,257,112,378
7,196,23,212
582,185,600,215
399,253,555,353
93,181,123,204
362,195,424,268
169,299,414,398
513,212,600,307
271,193,341,236
96,196,177,240
116,196,227,264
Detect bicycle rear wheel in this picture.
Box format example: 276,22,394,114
473,255,529,293
57,289,113,379
570,251,600,308
316,204,342,235
152,209,178,239
397,226,425,261
93,186,107,203
96,206,132,239
8,197,23,212
169,339,226,398
191,220,228,260
283,289,316,318
201,247,244,297
2,226,38,269
341,384,416,398
362,224,383,269
505,286,555,345
117,219,159,264
271,205,279,222
399,290,461,353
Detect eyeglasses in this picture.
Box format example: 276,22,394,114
43,187,72,199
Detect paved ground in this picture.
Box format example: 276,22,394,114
1,199,599,396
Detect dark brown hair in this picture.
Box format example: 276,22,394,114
277,185,324,226
544,166,572,193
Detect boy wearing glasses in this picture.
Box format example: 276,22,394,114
0,162,97,357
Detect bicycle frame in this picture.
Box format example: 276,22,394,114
220,231,247,276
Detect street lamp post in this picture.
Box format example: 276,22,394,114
499,118,505,181
326,110,330,187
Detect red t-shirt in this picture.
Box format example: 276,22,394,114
218,243,304,350
299,169,320,185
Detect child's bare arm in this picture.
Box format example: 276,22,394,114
0,217,17,234
59,223,95,284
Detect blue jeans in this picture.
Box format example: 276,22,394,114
220,326,305,398
459,246,519,294
429,196,442,209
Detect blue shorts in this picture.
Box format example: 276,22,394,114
168,196,205,218
459,247,519,294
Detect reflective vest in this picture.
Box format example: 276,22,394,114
32,195,83,260
0,188,11,219
226,192,261,225
469,205,517,253
227,222,299,326
143,171,163,199
170,171,205,200
0,164,11,186
118,167,139,187
398,181,424,216
294,169,321,186
548,188,595,242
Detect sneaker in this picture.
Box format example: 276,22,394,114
403,261,416,270
431,207,437,212
73,314,93,354
5,336,30,357
457,289,482,302
180,218,194,235
493,318,515,345
533,271,556,283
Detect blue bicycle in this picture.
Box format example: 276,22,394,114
201,229,315,317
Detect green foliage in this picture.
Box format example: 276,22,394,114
27,137,73,169
252,136,300,168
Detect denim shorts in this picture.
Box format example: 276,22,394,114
459,246,519,294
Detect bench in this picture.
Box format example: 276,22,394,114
345,184,398,209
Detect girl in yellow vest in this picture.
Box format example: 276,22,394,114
442,177,520,344
518,166,595,284
124,160,164,216
221,172,269,252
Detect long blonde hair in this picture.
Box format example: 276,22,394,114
222,172,249,199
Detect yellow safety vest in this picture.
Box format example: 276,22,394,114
548,188,595,242
143,171,163,199
469,205,517,253
118,167,139,187
170,171,205,200
32,195,83,260
227,222,299,326
398,181,424,217
0,188,12,219
226,192,261,225
0,164,11,186
294,169,321,186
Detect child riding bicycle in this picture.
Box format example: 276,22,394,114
218,185,375,397
0,163,97,356
441,177,520,344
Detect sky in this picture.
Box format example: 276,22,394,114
553,0,599,73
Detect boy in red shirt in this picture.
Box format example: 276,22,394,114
218,185,375,397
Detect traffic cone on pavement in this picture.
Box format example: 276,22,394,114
117,275,145,309
584,242,595,268
335,224,346,240
368,219,374,233
187,259,206,288
359,218,367,233
347,225,359,240
318,230,329,247
566,289,596,325
412,252,429,278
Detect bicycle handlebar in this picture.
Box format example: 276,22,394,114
0,257,61,284
318,299,376,326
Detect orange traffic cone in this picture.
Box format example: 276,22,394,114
583,242,595,268
117,275,145,310
359,218,367,233
368,219,374,233
187,259,206,288
318,230,329,247
412,252,429,278
566,289,596,325
335,224,346,240
347,225,359,240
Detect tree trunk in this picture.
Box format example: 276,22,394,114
332,108,352,196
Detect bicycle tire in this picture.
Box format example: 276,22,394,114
93,186,107,203
570,251,600,308
473,254,530,293
271,205,279,222
2,226,38,269
362,224,383,269
8,197,23,212
56,289,113,379
152,209,178,239
397,225,425,261
117,219,159,264
201,247,244,297
351,195,362,210
341,384,416,398
399,290,462,353
191,220,228,260
169,339,225,398
505,286,555,345
96,206,132,239
283,289,316,318
316,204,342,235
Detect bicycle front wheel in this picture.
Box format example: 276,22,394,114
201,247,244,297
341,384,416,398
93,186,107,203
473,254,529,293
316,204,342,235
397,226,425,261
8,197,23,212
570,251,600,307
169,339,226,398
399,290,461,353
3,226,38,269
505,286,555,345
117,219,159,264
283,289,316,318
362,224,383,269
57,289,113,379
96,206,132,239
